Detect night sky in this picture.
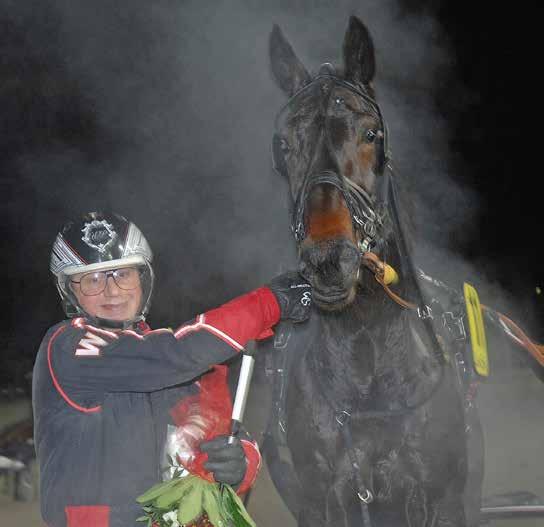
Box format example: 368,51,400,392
2,1,542,385
428,3,541,284
415,2,543,340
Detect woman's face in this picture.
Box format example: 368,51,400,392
70,268,143,322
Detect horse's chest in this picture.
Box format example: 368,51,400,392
286,344,386,464
285,334,424,488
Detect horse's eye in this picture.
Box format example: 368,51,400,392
334,96,344,106
364,129,377,143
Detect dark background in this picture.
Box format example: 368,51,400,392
1,0,542,388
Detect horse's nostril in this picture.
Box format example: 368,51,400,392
300,240,360,288
338,244,361,275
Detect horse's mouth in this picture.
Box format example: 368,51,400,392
312,287,356,311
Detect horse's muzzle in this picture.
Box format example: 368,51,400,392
299,238,360,310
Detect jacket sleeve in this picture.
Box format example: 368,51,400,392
46,287,280,404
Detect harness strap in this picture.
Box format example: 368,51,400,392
361,251,418,311
482,305,544,367
291,169,381,245
335,410,373,527
261,323,305,521
377,276,418,310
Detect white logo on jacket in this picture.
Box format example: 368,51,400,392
75,331,108,357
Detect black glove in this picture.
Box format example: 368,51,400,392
200,435,247,487
268,271,312,323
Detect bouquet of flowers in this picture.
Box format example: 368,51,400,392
136,366,257,527
136,472,256,527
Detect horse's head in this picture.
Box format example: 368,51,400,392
270,16,388,311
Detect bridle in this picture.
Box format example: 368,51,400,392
271,70,391,253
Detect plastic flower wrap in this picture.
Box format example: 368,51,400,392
167,366,231,481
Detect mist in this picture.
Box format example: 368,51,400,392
3,2,544,525
2,0,538,367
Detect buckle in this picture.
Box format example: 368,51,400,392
335,410,351,426
353,214,365,227
274,330,291,350
364,221,376,237
358,489,374,504
292,222,304,242
417,305,433,320
442,312,466,340
358,238,372,253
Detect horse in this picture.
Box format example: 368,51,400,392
262,16,483,527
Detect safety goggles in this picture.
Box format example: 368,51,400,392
71,267,141,296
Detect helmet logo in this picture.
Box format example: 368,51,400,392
81,220,117,254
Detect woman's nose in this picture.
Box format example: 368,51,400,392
103,275,121,296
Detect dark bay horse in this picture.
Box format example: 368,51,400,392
264,16,479,527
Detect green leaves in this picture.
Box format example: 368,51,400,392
136,474,257,527
154,478,194,510
221,485,257,527
177,479,203,525
136,478,182,505
202,483,229,527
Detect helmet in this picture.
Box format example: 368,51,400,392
50,212,154,328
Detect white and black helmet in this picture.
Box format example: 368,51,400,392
50,212,154,326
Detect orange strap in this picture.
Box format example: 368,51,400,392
375,275,418,310
361,253,418,310
482,305,544,367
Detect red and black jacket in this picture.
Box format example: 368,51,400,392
33,286,279,527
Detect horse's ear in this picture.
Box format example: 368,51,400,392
269,24,311,97
342,16,375,85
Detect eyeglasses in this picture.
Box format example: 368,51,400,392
71,267,141,296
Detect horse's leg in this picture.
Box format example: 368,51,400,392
404,477,432,527
290,439,331,527
324,475,354,527
431,485,468,527
295,467,330,527
401,435,467,527
287,434,332,527
298,506,327,527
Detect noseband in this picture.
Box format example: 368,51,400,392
272,71,391,253
291,169,382,252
